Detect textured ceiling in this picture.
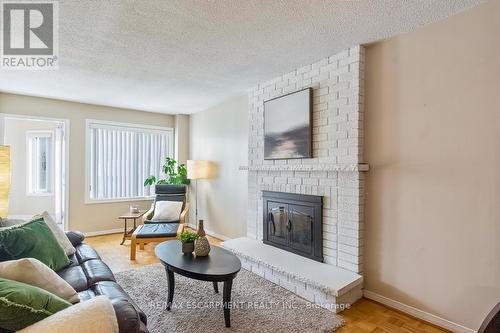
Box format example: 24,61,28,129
0,0,486,114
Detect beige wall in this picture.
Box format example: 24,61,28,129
0,93,177,234
189,95,248,239
364,1,500,330
175,114,190,164
4,118,58,217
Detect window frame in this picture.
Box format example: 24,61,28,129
84,119,174,204
26,130,54,196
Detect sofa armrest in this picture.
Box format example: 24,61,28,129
65,231,85,246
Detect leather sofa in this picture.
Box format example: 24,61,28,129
59,231,148,333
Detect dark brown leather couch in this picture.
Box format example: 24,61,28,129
59,231,148,333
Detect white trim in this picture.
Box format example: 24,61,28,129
86,119,173,134
84,119,174,204
83,228,124,237
363,290,477,333
84,197,153,205
26,130,55,196
186,222,230,241
1,113,70,232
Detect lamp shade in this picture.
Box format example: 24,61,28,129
187,160,216,179
0,146,11,218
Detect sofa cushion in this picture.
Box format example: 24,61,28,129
91,281,147,325
0,218,70,271
137,223,179,238
75,244,101,263
18,295,119,333
67,254,80,267
82,259,115,285
33,212,76,256
57,265,89,292
77,289,96,302
0,277,71,331
0,258,79,304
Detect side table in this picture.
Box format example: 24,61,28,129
118,211,146,245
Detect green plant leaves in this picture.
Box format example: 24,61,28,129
144,157,190,186
180,230,198,243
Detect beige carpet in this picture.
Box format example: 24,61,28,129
115,264,343,333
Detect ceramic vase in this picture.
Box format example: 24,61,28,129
194,220,211,256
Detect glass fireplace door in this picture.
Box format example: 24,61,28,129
267,202,288,246
289,204,314,256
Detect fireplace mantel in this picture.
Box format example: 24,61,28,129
239,163,369,172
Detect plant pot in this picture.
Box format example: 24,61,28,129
182,242,194,253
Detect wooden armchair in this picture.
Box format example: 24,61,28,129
130,185,189,260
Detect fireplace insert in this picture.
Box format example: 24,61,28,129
262,191,323,262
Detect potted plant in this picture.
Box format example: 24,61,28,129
179,230,198,253
144,157,190,189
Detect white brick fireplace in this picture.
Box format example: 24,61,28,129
223,45,367,312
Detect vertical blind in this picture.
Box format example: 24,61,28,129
88,122,173,201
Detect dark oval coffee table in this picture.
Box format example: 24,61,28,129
155,240,241,327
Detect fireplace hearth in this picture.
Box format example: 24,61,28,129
262,191,323,262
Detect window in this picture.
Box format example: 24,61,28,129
27,131,53,195
86,120,174,202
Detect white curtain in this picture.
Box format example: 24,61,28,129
89,123,172,200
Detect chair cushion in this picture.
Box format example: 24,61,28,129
136,223,179,238
144,219,179,224
151,201,183,221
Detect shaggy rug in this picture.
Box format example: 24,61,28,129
115,264,343,333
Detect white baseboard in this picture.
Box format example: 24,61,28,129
186,223,230,241
363,290,477,333
84,228,123,237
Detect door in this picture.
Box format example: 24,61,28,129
0,114,68,229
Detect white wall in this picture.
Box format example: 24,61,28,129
189,95,248,239
4,118,58,217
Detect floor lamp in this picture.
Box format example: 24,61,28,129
0,146,11,219
187,160,214,227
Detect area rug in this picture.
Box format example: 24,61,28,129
115,264,343,332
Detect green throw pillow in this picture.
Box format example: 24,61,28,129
0,218,70,271
0,277,71,331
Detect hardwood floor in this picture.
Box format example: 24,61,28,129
86,232,449,333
